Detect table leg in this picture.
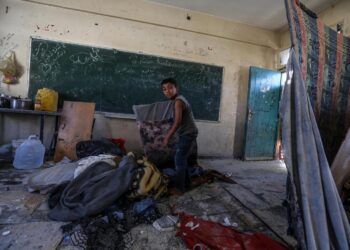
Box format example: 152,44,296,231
0,113,3,143
40,115,44,143
50,116,60,155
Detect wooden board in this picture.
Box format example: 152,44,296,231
54,101,95,162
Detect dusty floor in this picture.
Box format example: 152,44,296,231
0,158,297,249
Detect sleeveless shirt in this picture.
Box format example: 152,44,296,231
175,95,198,137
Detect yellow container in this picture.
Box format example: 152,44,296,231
35,88,58,112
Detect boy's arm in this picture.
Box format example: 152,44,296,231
163,99,183,145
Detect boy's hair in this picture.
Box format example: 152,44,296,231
161,78,177,88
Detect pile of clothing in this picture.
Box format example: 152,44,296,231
26,137,235,248
26,138,170,248
27,153,168,222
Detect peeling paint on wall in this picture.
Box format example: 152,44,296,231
197,48,208,56
0,0,277,156
33,24,69,35
0,33,18,59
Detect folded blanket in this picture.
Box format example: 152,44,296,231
27,162,78,194
48,155,139,221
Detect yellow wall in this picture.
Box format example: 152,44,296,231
0,0,279,156
318,0,350,35
280,0,350,49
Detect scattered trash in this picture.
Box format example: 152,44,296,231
162,168,176,177
58,156,72,164
0,143,12,160
223,171,233,178
189,166,204,177
152,215,179,232
185,221,193,227
109,138,127,155
222,217,238,227
2,231,10,236
0,143,11,155
133,198,155,215
185,221,200,230
61,215,128,249
112,210,125,220
63,235,71,241
223,217,231,226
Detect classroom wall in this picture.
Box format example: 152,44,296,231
280,0,350,49
0,0,279,157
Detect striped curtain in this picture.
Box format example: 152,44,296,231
282,1,350,249
285,0,350,162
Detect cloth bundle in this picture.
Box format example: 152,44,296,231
133,101,197,167
47,154,168,221
48,155,139,221
127,157,169,200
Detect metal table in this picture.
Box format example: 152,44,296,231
0,108,61,149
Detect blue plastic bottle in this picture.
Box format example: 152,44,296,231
13,135,45,169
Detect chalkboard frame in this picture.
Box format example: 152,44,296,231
28,37,224,122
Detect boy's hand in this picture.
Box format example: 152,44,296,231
163,136,170,146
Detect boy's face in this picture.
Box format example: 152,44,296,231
162,82,177,99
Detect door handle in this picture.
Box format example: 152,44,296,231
248,109,254,120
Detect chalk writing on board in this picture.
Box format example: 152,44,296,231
29,38,223,121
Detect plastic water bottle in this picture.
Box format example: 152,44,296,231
13,135,45,169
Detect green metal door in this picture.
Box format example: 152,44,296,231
243,67,282,160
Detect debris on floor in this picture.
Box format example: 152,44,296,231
153,215,179,231
0,155,297,249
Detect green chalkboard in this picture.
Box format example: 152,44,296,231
29,38,223,121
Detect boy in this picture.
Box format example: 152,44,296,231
161,78,198,193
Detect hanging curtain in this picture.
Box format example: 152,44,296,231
282,0,350,249
285,0,350,163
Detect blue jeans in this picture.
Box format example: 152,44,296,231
175,134,196,192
